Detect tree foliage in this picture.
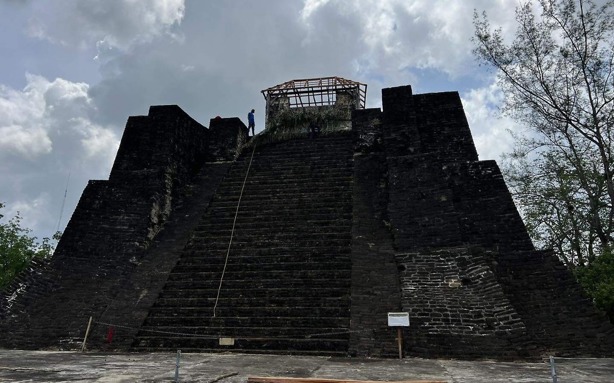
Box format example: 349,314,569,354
0,203,58,289
576,248,614,318
473,0,614,268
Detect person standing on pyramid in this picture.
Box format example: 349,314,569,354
248,109,255,136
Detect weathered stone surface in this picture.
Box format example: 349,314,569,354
376,84,614,359
3,350,614,383
0,105,246,350
132,134,354,354
1,84,613,360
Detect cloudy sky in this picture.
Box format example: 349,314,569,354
1,0,522,242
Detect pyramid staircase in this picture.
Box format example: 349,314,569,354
133,133,355,354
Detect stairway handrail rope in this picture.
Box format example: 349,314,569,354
213,144,257,318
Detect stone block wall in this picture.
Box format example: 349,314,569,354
208,117,249,161
496,250,614,356
2,83,613,359
449,161,534,253
86,162,233,350
382,86,530,254
382,85,419,157
387,154,463,250
349,109,401,357
0,105,247,350
395,248,527,359
374,84,614,358
412,92,478,162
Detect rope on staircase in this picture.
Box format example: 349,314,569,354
213,144,257,318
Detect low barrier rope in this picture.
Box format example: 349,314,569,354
92,319,374,340
94,320,220,339
213,144,257,318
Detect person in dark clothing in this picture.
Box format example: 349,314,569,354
308,121,320,139
248,109,255,136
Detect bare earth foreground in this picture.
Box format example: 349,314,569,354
0,351,612,383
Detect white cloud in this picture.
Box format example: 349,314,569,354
27,0,185,52
462,79,519,162
79,119,119,160
0,0,527,242
0,124,51,159
0,77,50,158
0,74,119,239
299,0,519,84
4,194,54,237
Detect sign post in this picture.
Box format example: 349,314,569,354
388,312,410,359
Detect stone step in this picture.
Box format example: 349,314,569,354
244,143,353,157
172,259,351,272
193,227,352,238
180,246,351,258
186,239,352,251
231,149,352,161
184,246,350,256
209,197,352,208
207,198,353,207
202,215,352,226
211,191,352,201
148,305,350,318
205,208,352,219
226,167,352,179
202,217,352,226
228,159,352,170
142,315,349,328
214,185,351,196
220,171,352,181
227,166,353,178
159,287,350,299
213,183,351,191
215,183,351,193
243,148,353,160
194,220,352,231
135,134,355,354
182,248,350,257
246,139,353,151
247,142,353,153
205,212,352,223
133,325,350,339
207,199,352,211
132,336,349,352
189,232,351,244
166,268,351,281
192,231,350,243
222,175,352,185
162,278,350,290
227,167,352,178
190,230,353,239
177,257,350,267
218,178,353,188
153,294,350,305
197,220,351,231
248,140,354,153
172,260,351,272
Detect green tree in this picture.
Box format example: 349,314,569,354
473,0,614,268
0,203,58,289
576,249,614,318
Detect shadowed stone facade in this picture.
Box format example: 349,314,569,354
1,83,613,359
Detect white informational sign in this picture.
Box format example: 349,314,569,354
219,337,235,346
388,312,410,327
